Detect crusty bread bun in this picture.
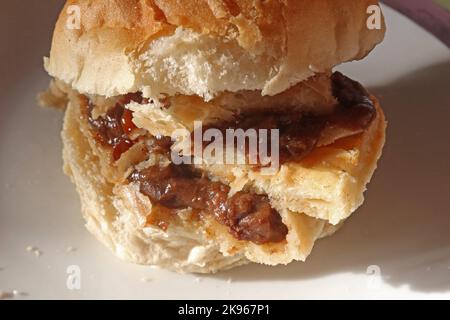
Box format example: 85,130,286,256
45,0,385,100
59,87,385,273
42,0,387,273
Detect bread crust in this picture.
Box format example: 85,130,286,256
45,0,385,99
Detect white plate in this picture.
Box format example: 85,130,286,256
0,2,449,300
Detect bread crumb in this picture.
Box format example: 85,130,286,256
0,291,14,299
140,277,153,283
193,277,202,283
12,290,27,297
227,278,233,284
66,246,77,253
26,246,43,257
0,290,27,300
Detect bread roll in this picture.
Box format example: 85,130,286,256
41,0,387,273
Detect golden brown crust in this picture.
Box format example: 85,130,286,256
45,0,385,98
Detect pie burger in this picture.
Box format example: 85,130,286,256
41,0,386,273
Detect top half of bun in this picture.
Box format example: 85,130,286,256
45,0,385,100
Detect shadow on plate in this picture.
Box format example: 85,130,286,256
210,61,450,294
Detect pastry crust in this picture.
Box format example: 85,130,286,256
45,0,385,99
126,75,386,225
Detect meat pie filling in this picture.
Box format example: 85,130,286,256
84,72,376,245
201,72,376,163
87,93,148,160
129,164,288,244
